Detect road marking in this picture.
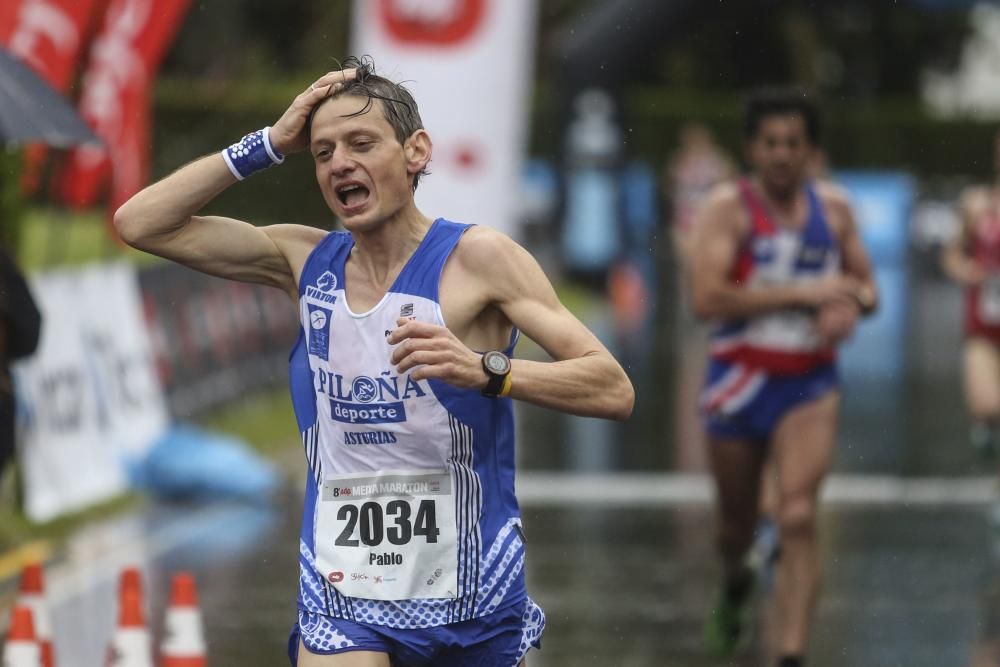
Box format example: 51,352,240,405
0,475,990,608
516,473,997,507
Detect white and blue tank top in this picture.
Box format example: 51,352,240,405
288,218,527,629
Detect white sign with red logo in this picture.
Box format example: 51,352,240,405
352,0,537,237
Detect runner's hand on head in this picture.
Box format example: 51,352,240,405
388,319,489,390
270,68,357,156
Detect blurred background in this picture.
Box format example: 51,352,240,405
2,0,1000,665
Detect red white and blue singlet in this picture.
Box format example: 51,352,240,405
701,180,841,442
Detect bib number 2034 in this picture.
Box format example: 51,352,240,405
316,470,458,601
335,500,440,547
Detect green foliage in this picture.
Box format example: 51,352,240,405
644,3,970,97
148,78,1000,230
0,150,24,252
17,207,158,271
164,2,351,81
199,388,298,456
617,89,1000,179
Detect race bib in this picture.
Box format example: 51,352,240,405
981,277,1000,324
745,310,819,351
315,470,458,601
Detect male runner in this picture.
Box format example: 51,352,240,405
114,59,634,667
942,130,1000,463
689,88,876,667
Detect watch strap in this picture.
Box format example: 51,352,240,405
483,369,506,396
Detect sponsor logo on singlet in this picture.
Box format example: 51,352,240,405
308,304,333,358
797,244,830,267
315,369,426,425
306,270,339,304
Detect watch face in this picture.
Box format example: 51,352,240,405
483,351,510,375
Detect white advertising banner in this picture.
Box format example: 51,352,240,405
352,0,537,237
14,262,169,521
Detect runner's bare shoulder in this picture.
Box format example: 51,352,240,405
698,181,749,235
814,179,852,214
262,223,330,254
449,224,524,276
813,180,857,237
261,223,334,283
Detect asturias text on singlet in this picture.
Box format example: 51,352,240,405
344,430,398,445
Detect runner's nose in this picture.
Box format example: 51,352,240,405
329,147,356,177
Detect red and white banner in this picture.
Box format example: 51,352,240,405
55,0,190,220
0,0,106,192
352,0,537,237
0,0,103,91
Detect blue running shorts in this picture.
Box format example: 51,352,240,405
287,597,545,667
700,359,839,444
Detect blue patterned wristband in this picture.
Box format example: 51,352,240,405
221,126,285,180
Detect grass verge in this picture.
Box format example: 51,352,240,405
17,206,159,271
198,387,299,457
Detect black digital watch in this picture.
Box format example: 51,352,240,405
480,351,512,398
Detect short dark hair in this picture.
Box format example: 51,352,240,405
310,56,428,191
743,87,821,145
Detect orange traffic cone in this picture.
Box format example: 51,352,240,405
17,563,55,667
106,584,153,667
119,568,143,598
159,573,206,667
3,605,41,667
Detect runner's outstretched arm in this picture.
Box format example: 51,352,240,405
389,227,634,421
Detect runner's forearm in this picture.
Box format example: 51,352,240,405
692,284,808,321
114,153,236,247
506,355,633,421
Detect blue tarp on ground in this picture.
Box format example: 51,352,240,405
130,424,279,502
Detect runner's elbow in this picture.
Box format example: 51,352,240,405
114,201,165,250
607,371,635,421
691,288,722,320
113,203,142,248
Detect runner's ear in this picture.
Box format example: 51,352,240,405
404,130,432,176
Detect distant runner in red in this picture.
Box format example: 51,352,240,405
943,130,1000,466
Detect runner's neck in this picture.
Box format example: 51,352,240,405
750,177,808,230
349,208,435,288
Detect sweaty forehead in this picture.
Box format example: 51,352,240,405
310,95,394,140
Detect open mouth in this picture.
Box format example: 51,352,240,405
336,183,371,209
